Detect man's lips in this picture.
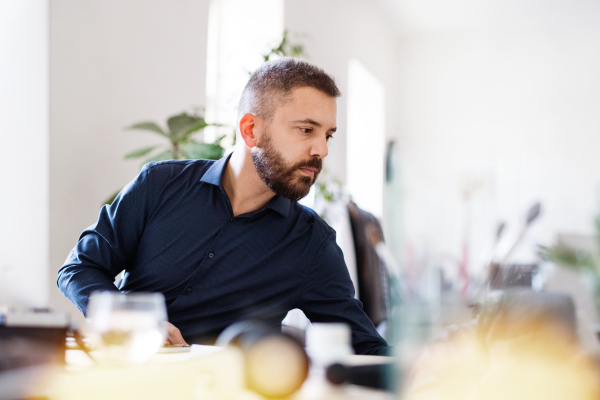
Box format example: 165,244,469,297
299,167,316,178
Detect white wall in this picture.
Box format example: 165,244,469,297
392,1,600,276
0,0,49,307
284,0,403,262
49,0,210,320
284,0,399,187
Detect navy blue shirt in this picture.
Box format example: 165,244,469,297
57,154,388,355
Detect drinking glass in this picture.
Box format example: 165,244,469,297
86,291,167,364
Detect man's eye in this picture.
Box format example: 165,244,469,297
326,135,334,141
300,128,312,134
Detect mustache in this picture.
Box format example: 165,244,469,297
292,157,322,172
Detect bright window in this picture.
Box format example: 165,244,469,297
205,0,284,147
346,59,386,218
0,0,49,307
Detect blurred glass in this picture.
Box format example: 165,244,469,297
86,291,167,364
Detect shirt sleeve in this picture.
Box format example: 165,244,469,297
298,231,390,356
57,163,155,316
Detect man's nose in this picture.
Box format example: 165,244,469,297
309,136,329,159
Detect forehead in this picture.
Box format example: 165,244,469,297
272,87,337,126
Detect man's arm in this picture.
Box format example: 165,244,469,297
57,164,155,315
298,231,390,356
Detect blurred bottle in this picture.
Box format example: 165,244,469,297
306,323,353,370
86,291,166,364
217,321,309,398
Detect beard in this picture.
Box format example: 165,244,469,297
251,130,322,201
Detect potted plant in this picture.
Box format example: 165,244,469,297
104,111,225,204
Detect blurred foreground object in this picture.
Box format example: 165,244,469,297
0,308,69,370
17,346,248,400
217,321,309,398
86,292,166,364
326,362,395,391
539,216,600,313
407,288,600,400
306,323,354,369
0,308,70,399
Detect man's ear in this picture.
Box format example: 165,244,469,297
239,113,259,148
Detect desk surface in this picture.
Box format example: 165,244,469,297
60,347,396,400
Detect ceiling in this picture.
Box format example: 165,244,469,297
375,0,600,34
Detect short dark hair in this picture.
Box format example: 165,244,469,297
237,58,341,123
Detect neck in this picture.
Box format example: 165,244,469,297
222,145,276,216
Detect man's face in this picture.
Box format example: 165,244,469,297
251,87,337,201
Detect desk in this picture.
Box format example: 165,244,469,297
4,346,396,400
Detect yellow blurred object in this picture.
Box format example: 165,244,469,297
6,349,396,400
46,347,259,400
406,315,600,400
245,335,309,398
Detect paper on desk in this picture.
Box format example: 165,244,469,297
190,344,223,358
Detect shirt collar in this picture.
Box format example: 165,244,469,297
199,152,291,218
199,152,231,186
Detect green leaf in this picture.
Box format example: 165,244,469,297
167,113,208,142
537,244,596,271
261,30,307,61
289,44,305,58
215,134,227,144
124,145,158,159
141,149,174,166
127,122,167,137
180,141,225,160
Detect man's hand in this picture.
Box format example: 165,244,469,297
162,321,188,346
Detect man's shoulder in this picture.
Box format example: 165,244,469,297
145,158,214,173
143,158,215,182
292,203,336,240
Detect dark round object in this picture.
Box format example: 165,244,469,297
326,363,348,385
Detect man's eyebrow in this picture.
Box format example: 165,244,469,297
293,118,337,132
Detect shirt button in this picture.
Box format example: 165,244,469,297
230,217,234,222
208,252,214,259
185,287,192,294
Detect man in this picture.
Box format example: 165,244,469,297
58,58,389,355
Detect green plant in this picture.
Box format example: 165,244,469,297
538,216,600,309
262,30,306,62
104,110,224,204
312,170,347,222
315,172,344,203
125,111,224,163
